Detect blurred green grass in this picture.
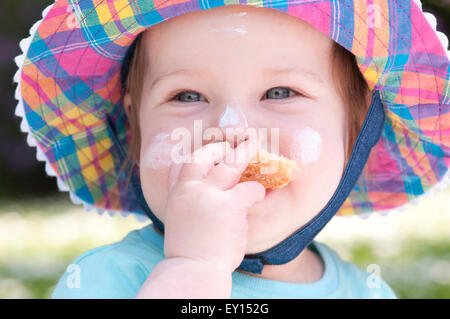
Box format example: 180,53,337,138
1,188,450,299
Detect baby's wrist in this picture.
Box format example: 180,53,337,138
137,256,232,298
177,256,232,274
170,257,233,297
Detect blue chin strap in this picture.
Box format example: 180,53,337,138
116,37,385,274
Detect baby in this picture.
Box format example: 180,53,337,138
117,5,387,298
44,3,402,298
15,0,449,299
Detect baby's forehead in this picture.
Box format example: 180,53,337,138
143,5,331,47
142,8,333,74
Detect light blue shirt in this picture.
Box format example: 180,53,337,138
51,224,397,299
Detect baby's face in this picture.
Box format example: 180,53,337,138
136,5,348,253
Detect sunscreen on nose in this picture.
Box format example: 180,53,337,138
218,105,248,128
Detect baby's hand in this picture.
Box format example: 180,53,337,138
163,138,266,274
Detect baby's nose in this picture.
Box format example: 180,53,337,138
217,105,249,148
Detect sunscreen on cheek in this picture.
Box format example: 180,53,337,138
290,127,322,165
141,133,174,170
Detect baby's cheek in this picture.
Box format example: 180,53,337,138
140,166,171,222
139,132,181,222
286,126,345,201
286,126,345,170
279,129,344,227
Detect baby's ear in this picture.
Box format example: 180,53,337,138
123,91,132,117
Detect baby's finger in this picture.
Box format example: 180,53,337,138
205,161,241,190
225,181,266,211
177,141,232,182
206,136,259,190
225,135,259,174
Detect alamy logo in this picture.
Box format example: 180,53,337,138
66,5,81,29
367,4,382,29
142,120,285,175
66,264,81,289
366,264,382,289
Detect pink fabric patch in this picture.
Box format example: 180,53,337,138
288,2,331,37
410,2,446,56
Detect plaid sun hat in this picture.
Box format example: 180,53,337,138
14,0,450,221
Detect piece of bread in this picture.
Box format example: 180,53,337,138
239,149,298,189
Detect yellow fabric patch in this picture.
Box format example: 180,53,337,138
97,3,113,25
114,0,134,21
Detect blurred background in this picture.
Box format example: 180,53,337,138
1,0,449,299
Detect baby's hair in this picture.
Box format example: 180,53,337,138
121,31,370,176
119,33,146,186
330,42,371,163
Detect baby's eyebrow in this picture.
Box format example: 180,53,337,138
149,69,203,91
149,66,323,91
262,67,323,84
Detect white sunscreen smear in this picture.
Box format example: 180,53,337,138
141,133,174,170
207,12,249,37
218,105,248,128
210,27,248,34
290,127,322,165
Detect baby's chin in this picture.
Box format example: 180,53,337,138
244,184,306,253
246,171,300,216
248,185,281,212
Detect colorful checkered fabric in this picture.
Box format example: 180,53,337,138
19,0,450,217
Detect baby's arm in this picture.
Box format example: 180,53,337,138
135,257,231,298
135,139,265,299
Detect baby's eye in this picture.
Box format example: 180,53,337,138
169,91,207,103
264,87,299,100
167,87,301,103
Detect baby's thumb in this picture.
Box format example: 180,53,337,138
226,181,266,210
